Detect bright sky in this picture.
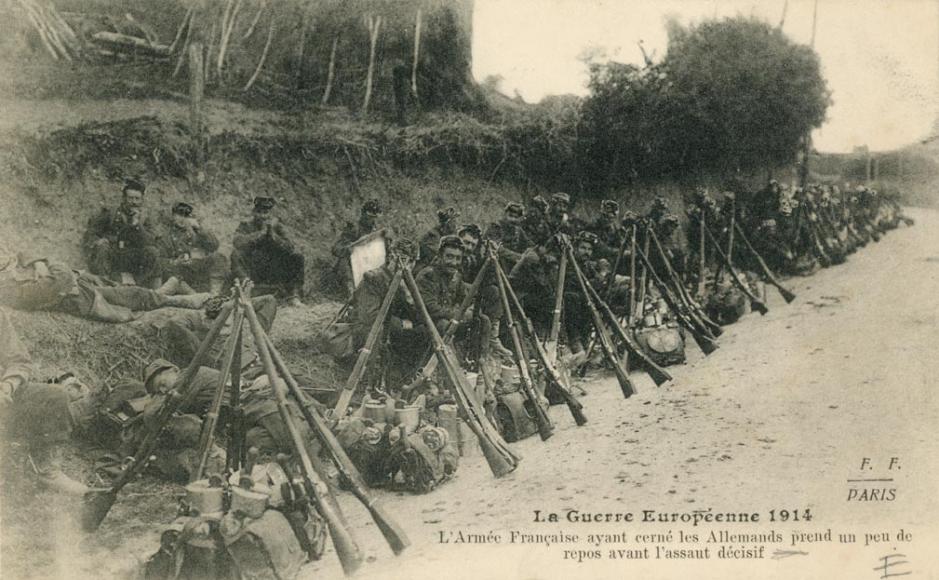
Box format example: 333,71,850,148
473,0,939,153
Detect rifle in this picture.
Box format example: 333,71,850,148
240,285,365,576
545,245,567,367
402,265,520,477
192,287,246,482
81,301,236,532
493,258,587,426
262,332,410,556
703,224,769,315
489,245,554,441
634,243,719,355
733,222,796,303
227,299,245,472
697,212,707,300
565,241,635,398
580,276,672,387
647,227,723,338
333,268,405,418
402,259,491,394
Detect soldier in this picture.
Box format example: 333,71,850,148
457,224,513,361
522,195,552,246
0,308,93,495
587,199,627,261
547,192,576,236
353,238,423,391
485,202,532,270
161,293,278,369
81,178,162,289
331,199,384,297
0,246,208,323
157,202,229,295
417,207,460,271
415,235,471,335
231,197,305,306
508,237,561,336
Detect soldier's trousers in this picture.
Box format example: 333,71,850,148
161,252,230,291
231,243,304,297
58,273,178,323
86,240,161,286
1,382,74,456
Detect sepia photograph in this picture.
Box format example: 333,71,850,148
0,0,937,578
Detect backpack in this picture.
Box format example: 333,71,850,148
390,426,459,493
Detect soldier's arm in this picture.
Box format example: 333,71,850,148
416,271,459,322
331,223,357,258
81,208,113,250
0,309,33,394
269,223,296,252
193,225,220,252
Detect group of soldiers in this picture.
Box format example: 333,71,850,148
0,176,912,509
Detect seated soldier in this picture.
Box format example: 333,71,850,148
352,239,425,391
415,235,471,335
548,192,579,236
458,224,513,361
417,207,460,272
231,197,305,306
331,199,383,298
161,293,278,369
0,308,92,495
485,202,532,271
157,202,229,295
587,199,627,261
522,195,552,246
508,238,560,337
81,178,162,289
0,247,209,323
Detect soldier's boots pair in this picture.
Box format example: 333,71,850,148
163,292,212,310
28,446,89,496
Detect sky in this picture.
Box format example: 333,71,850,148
472,0,939,153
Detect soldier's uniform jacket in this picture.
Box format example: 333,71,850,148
352,266,415,347
332,219,375,259
233,219,297,254
522,213,552,247
415,264,467,324
586,216,626,260
485,219,532,265
508,247,557,299
82,203,155,253
417,225,450,270
158,221,221,260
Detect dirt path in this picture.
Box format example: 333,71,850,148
305,208,939,579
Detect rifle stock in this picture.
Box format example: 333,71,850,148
492,251,587,426
733,222,796,303
240,287,364,576
264,333,410,556
566,243,635,398
703,224,769,315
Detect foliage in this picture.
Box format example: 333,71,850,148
578,16,831,190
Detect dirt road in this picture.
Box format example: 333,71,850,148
308,209,939,580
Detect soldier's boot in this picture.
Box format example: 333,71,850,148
28,446,89,496
488,320,514,361
164,292,211,310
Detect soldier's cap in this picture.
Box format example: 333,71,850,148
172,202,194,217
253,196,276,211
391,237,418,259
437,207,460,223
122,178,146,195
203,294,229,319
457,223,482,239
504,202,524,216
438,234,464,253
362,199,383,216
551,192,571,206
576,231,599,246
601,199,619,214
621,210,638,224
143,358,179,394
529,195,549,211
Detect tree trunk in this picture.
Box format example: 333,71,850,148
322,34,338,105
217,0,244,80
411,8,422,100
362,15,382,113
189,40,206,185
244,16,275,91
